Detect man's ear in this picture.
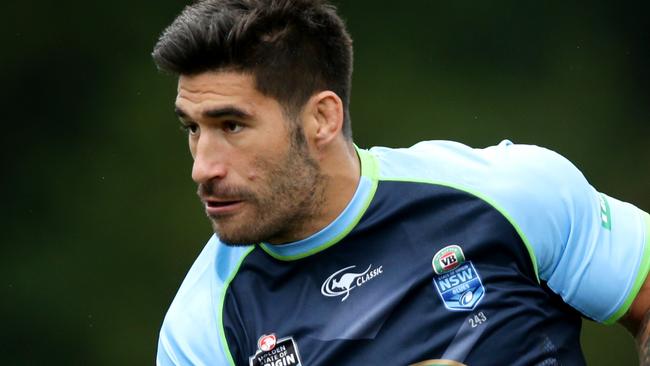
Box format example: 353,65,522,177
302,91,344,150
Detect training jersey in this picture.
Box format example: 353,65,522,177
157,140,650,366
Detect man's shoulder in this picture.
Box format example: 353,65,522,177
365,140,594,257
367,139,577,189
165,236,253,320
158,237,253,365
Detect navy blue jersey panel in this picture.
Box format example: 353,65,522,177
222,181,585,365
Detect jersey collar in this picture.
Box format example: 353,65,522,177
258,147,378,261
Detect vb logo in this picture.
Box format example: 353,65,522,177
432,245,465,275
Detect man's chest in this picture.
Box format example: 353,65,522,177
222,186,583,365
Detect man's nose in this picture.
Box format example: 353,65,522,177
191,134,228,184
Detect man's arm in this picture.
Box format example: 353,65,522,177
621,272,650,365
638,310,650,366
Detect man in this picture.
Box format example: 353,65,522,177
152,1,650,365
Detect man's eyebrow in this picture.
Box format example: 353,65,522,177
174,106,188,119
173,106,253,120
203,106,252,119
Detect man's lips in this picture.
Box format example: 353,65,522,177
202,198,244,216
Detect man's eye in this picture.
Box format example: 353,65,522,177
224,121,244,133
180,123,199,135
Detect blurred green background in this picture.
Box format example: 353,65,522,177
2,0,648,365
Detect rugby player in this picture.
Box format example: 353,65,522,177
152,1,650,364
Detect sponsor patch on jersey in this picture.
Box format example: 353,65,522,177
599,193,612,230
432,245,465,275
249,334,302,366
321,264,383,301
432,260,485,311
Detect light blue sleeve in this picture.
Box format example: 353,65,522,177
371,140,650,323
156,236,253,365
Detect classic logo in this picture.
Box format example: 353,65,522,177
249,335,302,366
321,264,383,301
432,245,465,275
432,245,484,311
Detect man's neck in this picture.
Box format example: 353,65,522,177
318,140,361,227
268,139,361,245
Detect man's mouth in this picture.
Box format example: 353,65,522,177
204,199,244,216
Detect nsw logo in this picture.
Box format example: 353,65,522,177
321,264,383,301
432,245,484,311
433,262,485,311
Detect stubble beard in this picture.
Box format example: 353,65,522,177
205,124,326,246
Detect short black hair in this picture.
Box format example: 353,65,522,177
152,0,354,138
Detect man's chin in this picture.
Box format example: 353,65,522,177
211,220,260,246
217,238,256,247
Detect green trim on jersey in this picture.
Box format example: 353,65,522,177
379,177,540,282
604,211,650,325
219,246,256,365
259,148,379,261
358,147,380,180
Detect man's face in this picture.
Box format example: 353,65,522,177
175,71,325,245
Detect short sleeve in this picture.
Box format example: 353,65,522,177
367,140,649,323
487,143,650,323
157,331,180,366
155,237,252,365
